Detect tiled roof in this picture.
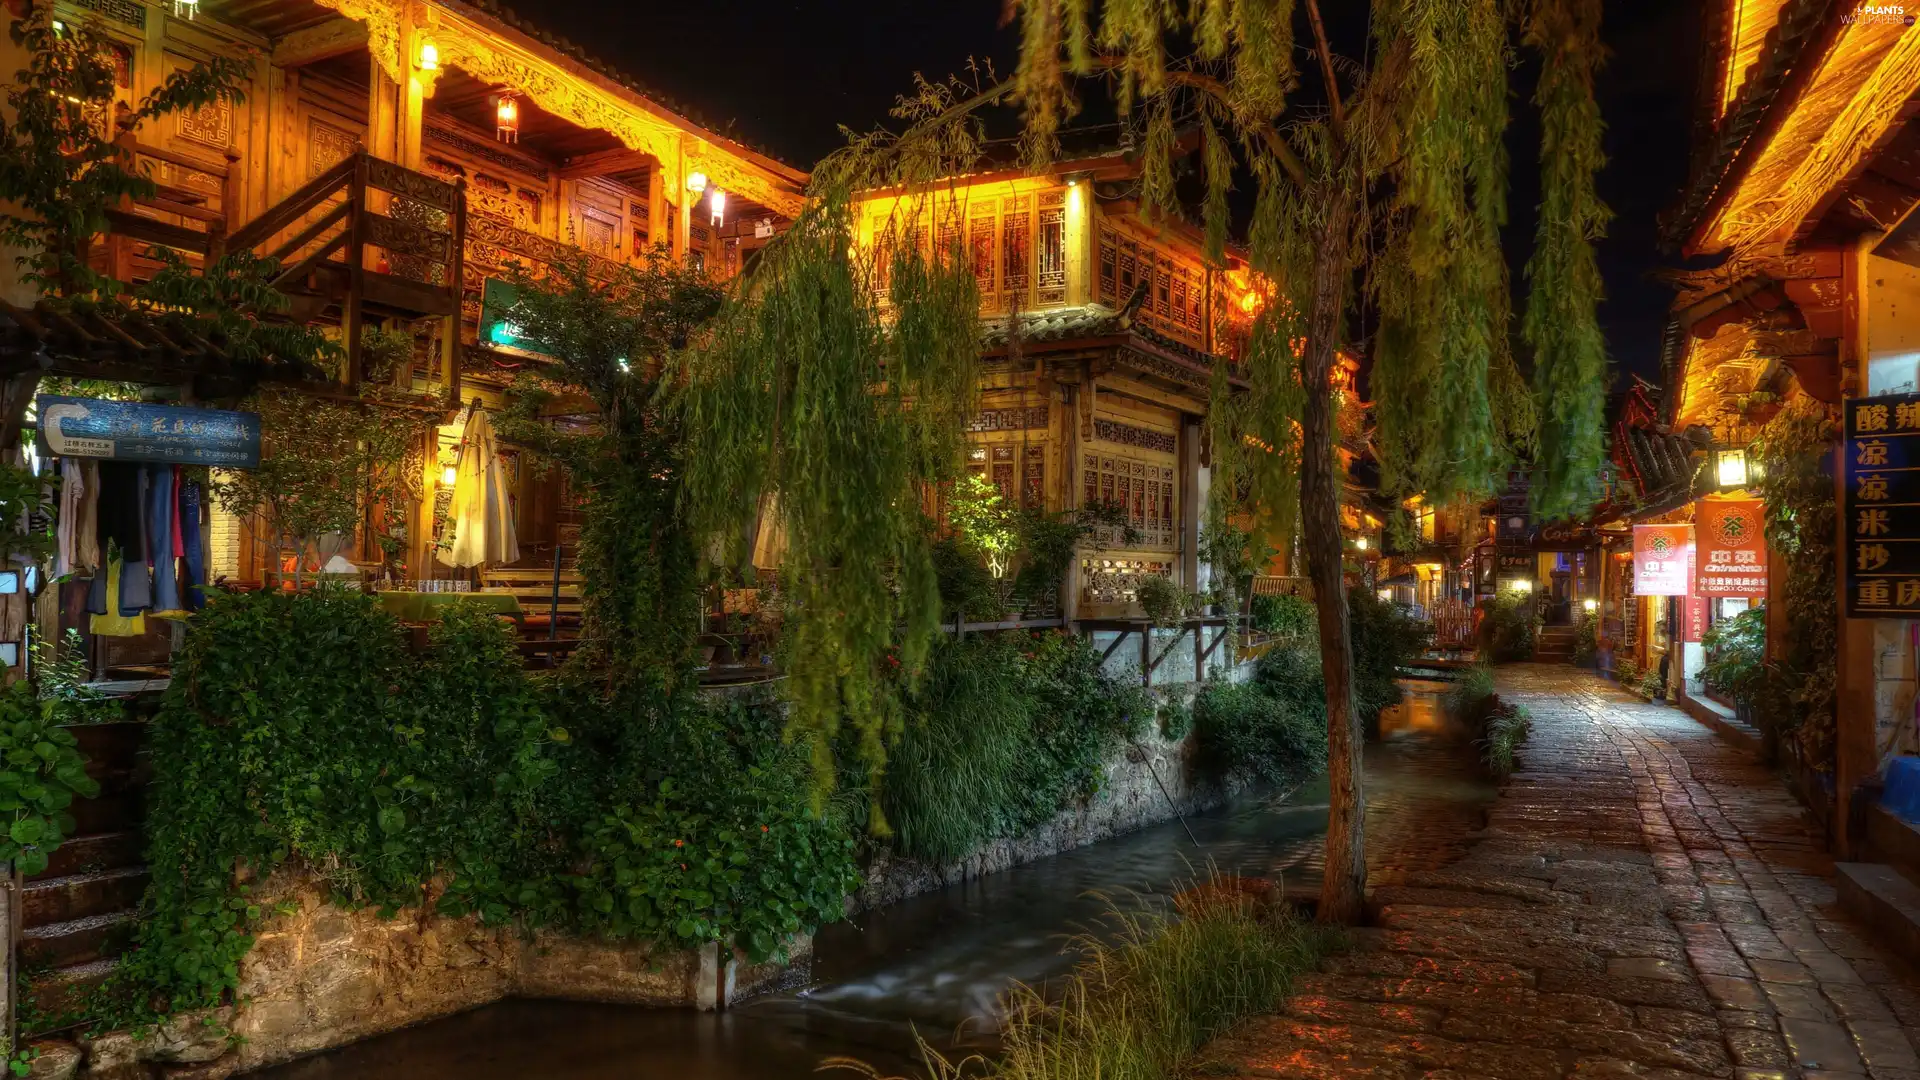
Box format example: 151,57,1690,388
981,304,1231,369
1662,0,1836,250
1623,423,1708,506
450,0,808,181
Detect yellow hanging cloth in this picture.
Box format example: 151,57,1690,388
89,558,147,638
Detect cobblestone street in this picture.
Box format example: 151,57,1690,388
1203,663,1920,1079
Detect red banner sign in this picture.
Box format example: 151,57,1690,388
1633,524,1693,597
1683,547,1706,642
1694,499,1768,598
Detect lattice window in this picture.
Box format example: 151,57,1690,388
1079,556,1172,605
1036,191,1067,306
1001,196,1031,305
990,444,1016,502
1094,222,1209,349
1024,446,1045,508
1083,452,1177,549
969,207,997,306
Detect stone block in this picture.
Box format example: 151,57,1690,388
25,1041,82,1080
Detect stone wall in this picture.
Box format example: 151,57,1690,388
856,712,1239,911
30,877,808,1080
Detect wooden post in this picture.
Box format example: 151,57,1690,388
1194,618,1204,681
342,156,368,388
443,178,466,403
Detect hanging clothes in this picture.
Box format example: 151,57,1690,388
147,464,180,615
90,556,147,638
75,460,100,574
179,475,205,612
440,409,520,568
55,459,82,578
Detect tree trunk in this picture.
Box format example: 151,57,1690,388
1301,189,1364,926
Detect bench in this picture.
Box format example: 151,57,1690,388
481,566,584,636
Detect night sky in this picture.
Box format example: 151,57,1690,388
511,0,1698,388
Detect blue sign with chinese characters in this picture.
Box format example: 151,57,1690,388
1844,392,1920,617
34,396,260,468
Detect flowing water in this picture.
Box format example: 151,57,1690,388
255,680,1490,1080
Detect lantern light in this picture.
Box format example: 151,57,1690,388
1355,536,1368,551
1716,448,1749,489
686,171,709,195
417,40,439,71
1511,579,1533,594
1377,587,1393,601
441,465,458,487
709,187,725,226
494,96,519,143
1582,598,1598,613
171,0,197,19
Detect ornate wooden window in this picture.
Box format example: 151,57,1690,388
1094,222,1210,349
1000,196,1031,306
1079,556,1172,605
1036,191,1067,305
1083,452,1176,549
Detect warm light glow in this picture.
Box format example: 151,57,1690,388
495,96,519,143
1237,290,1263,316
1377,588,1393,601
1355,537,1368,551
418,40,439,70
1510,579,1533,594
686,171,709,195
1583,598,1598,613
1716,448,1749,489
709,187,726,226
441,465,458,487
171,0,197,18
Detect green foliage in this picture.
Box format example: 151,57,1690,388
1481,701,1531,778
1157,697,1192,742
0,461,55,567
881,633,1149,864
1750,398,1837,764
892,876,1333,1080
1193,667,1325,788
947,473,1019,579
0,7,248,295
1444,663,1496,719
1479,589,1538,661
1250,593,1314,637
1199,518,1272,609
1573,610,1599,665
0,681,100,878
1702,605,1766,707
1135,574,1185,627
1348,586,1430,725
1523,0,1612,521
495,249,724,694
105,590,858,1025
32,628,117,725
211,386,430,574
932,536,1005,622
133,251,341,376
674,189,980,817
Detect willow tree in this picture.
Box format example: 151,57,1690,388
1001,0,1610,922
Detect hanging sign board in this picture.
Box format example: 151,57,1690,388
1683,547,1707,642
1694,498,1768,598
1845,393,1920,617
35,396,259,468
1633,524,1693,597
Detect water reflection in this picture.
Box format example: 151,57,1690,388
254,682,1487,1080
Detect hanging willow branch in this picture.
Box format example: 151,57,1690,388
1523,0,1612,520
673,185,980,825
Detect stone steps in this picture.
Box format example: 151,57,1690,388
1835,862,1920,969
26,957,117,1029
23,867,149,928
22,910,135,970
42,829,141,880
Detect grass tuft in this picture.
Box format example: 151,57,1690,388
1481,702,1532,778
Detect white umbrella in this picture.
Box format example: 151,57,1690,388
440,409,519,568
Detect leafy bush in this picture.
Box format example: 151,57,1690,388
932,536,1005,621
109,589,859,1025
1481,702,1531,778
1478,590,1537,661
1250,593,1314,637
1573,611,1598,665
899,873,1334,1080
0,682,100,877
1444,663,1496,720
1349,587,1430,726
1195,649,1326,787
1136,574,1184,626
1158,698,1193,742
881,632,1149,864
1702,605,1766,706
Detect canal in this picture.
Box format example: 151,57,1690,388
254,681,1492,1079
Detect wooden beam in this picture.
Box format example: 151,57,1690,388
270,18,369,69
560,147,651,180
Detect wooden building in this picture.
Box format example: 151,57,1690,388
851,143,1263,621
1662,0,1920,852
59,0,807,584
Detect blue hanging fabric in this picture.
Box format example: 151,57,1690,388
146,464,179,614
179,474,205,611
117,468,151,615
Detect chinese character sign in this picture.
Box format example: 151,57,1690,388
1844,393,1920,617
1683,545,1707,642
34,396,260,469
1694,499,1767,598
1633,524,1693,596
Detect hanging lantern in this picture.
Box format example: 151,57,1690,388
1716,447,1749,489
418,40,439,71
172,0,198,19
709,187,725,226
686,171,708,195
494,95,519,143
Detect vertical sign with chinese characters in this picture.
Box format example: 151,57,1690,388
1633,524,1693,596
1845,393,1920,617
1694,499,1768,597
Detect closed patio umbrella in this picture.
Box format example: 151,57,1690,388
440,408,519,568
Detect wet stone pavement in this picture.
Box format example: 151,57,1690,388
1202,663,1920,1080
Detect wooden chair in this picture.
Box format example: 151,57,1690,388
480,565,584,637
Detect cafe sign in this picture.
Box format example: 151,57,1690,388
34,396,260,468
1633,523,1692,596
1845,393,1920,617
1694,498,1767,598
